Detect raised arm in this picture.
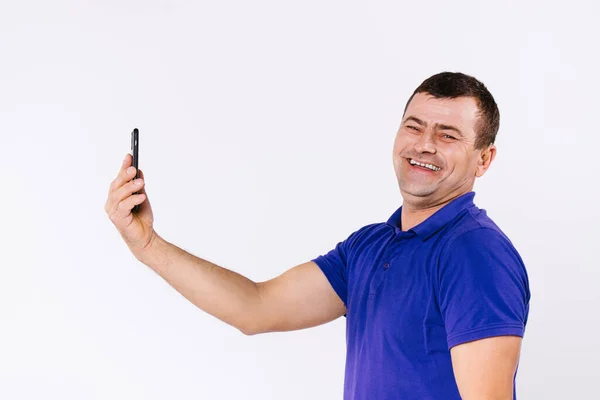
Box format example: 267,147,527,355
106,153,344,336
138,235,345,335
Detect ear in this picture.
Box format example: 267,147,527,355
475,144,496,178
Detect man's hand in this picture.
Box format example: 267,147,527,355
104,153,156,258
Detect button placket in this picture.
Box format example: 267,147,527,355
369,231,413,297
369,258,392,296
369,231,411,296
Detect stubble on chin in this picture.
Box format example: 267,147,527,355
399,183,437,199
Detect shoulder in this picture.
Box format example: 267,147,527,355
321,222,384,257
436,207,530,286
437,209,530,294
440,206,519,258
345,222,386,252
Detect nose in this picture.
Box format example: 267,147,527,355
413,132,437,154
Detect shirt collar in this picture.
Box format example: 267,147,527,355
386,191,477,240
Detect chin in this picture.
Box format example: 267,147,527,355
398,180,438,198
396,169,438,194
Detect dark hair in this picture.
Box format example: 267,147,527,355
403,72,500,149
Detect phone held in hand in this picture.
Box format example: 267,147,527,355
131,128,140,213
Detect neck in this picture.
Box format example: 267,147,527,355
400,202,446,231
400,190,471,231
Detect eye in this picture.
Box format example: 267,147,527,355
442,134,456,140
406,125,419,131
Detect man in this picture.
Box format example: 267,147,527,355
105,72,531,399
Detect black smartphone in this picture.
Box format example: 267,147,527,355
131,128,140,213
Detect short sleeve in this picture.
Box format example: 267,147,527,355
439,228,531,349
311,225,369,306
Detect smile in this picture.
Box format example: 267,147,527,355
408,159,441,171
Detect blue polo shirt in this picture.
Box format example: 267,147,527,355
311,191,530,400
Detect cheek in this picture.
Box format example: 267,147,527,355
393,134,410,153
446,153,477,174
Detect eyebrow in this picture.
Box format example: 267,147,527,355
403,115,464,138
403,116,426,126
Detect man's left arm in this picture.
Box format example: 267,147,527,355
450,335,522,400
439,228,531,400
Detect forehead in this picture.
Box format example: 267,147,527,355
404,93,480,135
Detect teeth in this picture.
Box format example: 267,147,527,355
409,159,440,171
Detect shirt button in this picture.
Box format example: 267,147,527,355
383,262,390,270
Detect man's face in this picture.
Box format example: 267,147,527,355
392,92,495,207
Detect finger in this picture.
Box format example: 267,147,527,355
119,153,132,175
109,154,135,198
110,153,136,191
136,169,151,211
122,152,131,168
106,178,139,216
114,175,144,207
115,193,147,219
105,179,143,215
114,168,148,209
137,169,147,194
106,154,137,214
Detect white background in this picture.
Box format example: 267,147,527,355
1,0,599,398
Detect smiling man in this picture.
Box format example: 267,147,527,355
312,72,531,399
107,72,530,400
